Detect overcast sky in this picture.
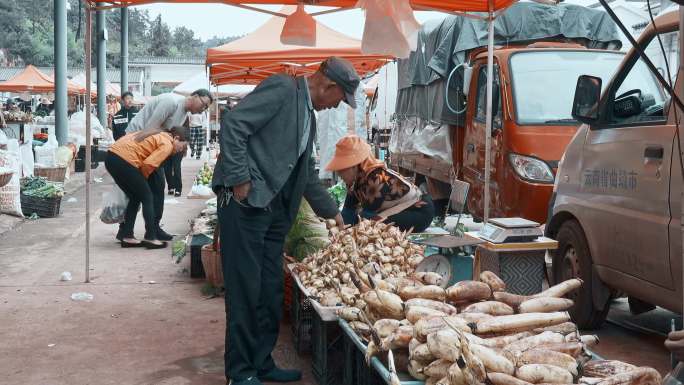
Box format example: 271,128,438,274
138,0,597,41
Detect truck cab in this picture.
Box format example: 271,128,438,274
459,44,627,223
546,10,682,328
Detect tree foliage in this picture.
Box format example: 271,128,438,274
0,1,240,67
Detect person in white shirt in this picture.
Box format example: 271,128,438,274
188,112,205,159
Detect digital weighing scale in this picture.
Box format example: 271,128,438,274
478,218,543,244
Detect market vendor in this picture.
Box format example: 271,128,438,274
212,56,353,385
326,135,435,233
35,98,52,116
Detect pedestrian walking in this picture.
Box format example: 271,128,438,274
188,112,206,159
105,126,189,249
212,56,357,385
119,89,212,242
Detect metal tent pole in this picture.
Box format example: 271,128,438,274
85,5,93,284
120,7,129,93
483,11,494,223
96,3,107,126
54,0,68,145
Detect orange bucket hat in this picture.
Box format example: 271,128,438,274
325,135,372,171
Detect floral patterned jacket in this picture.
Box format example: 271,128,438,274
343,167,411,213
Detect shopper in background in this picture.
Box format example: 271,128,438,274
105,126,189,249
112,92,139,141
165,126,185,197
188,112,205,159
35,98,52,116
119,89,212,242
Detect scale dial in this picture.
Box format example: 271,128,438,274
415,254,451,288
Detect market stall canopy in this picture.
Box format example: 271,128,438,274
86,0,516,13
173,72,255,97
0,65,82,94
206,6,391,85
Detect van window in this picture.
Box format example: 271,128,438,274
474,66,502,127
609,30,678,126
510,51,625,125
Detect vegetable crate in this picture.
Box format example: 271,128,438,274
340,322,383,385
311,310,344,385
20,194,61,218
290,281,312,354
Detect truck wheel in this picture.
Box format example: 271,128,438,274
553,220,609,329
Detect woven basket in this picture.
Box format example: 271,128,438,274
0,172,13,188
34,166,68,183
201,244,223,288
20,194,62,218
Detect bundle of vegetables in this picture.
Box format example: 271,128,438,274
292,218,426,307
285,199,330,262
327,181,347,207
20,176,64,198
336,271,661,385
3,110,31,123
195,163,214,186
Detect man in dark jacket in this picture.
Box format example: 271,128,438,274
212,57,358,385
112,91,138,141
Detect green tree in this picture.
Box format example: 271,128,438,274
148,15,171,57
173,26,202,56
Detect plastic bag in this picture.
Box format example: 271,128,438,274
0,148,23,217
357,0,420,58
191,184,214,198
100,185,129,224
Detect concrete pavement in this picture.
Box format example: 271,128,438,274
0,158,315,385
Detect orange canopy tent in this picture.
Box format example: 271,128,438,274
0,65,83,94
206,6,391,85
87,0,515,13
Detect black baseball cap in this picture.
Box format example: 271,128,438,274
321,56,361,108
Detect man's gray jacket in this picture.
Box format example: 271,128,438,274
212,74,339,220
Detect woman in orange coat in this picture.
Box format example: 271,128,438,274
105,126,188,248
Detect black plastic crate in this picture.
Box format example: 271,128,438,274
189,234,212,278
311,310,344,385
290,282,312,353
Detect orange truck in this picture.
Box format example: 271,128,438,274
389,5,625,223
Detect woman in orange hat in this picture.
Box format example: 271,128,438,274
326,135,435,233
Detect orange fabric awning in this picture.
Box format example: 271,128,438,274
207,6,392,85
0,65,83,94
87,0,514,14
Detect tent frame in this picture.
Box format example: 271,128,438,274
80,0,504,282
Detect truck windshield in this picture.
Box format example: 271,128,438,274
510,51,628,125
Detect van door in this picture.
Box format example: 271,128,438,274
463,62,503,218
581,30,679,290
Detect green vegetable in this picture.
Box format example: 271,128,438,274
327,182,347,207
285,199,330,261
20,176,64,198
172,239,187,264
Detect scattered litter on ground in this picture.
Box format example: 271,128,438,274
70,292,94,302
164,199,180,205
93,177,103,183
27,213,39,220
148,281,157,284
66,197,77,203
47,344,55,348
60,272,72,281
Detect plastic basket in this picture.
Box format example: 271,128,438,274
200,244,223,288
20,194,61,218
34,166,68,183
290,282,312,353
311,310,344,385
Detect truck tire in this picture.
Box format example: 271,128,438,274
552,220,609,329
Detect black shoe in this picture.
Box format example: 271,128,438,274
258,368,302,383
142,240,167,249
156,229,174,241
168,189,175,196
174,191,182,197
121,240,144,248
196,156,201,160
228,378,262,385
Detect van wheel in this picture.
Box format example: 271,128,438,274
553,220,609,329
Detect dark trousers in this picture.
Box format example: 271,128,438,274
105,153,157,240
115,164,165,239
218,192,292,381
164,152,183,193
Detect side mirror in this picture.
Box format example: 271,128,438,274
572,75,602,125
